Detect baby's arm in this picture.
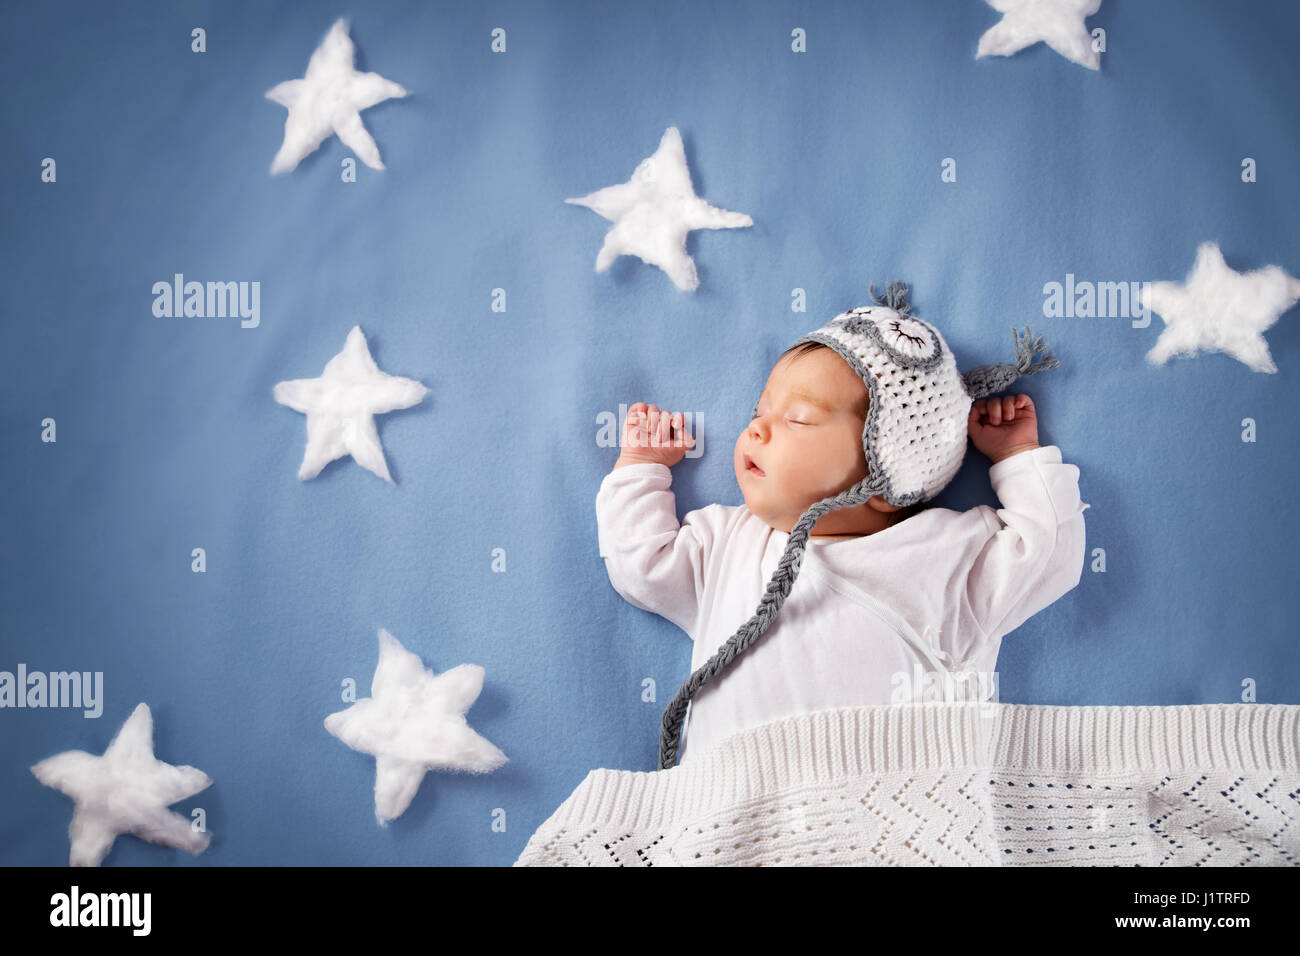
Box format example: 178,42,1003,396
964,445,1089,642
962,395,1089,642
596,403,713,636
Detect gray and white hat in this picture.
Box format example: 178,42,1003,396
658,280,1061,769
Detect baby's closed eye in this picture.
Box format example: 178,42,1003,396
751,410,813,426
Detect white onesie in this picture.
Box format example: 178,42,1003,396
596,444,1090,764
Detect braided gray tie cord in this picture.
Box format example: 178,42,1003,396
657,474,886,770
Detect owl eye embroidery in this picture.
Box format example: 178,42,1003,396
889,319,926,349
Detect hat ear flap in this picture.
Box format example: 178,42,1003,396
963,325,1060,399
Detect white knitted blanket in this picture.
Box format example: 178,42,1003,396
515,703,1300,866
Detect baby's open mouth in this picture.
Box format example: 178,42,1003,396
744,454,765,477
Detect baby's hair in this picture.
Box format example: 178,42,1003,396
779,340,928,520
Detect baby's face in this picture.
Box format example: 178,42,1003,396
734,348,872,533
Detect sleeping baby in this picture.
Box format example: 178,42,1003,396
597,282,1089,769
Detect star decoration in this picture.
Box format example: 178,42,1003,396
1140,242,1300,373
266,18,408,174
976,0,1103,71
273,325,428,483
565,126,753,291
325,629,508,825
30,703,213,867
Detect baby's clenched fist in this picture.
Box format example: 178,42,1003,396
616,402,696,469
968,393,1041,464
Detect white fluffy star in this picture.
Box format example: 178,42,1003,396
566,126,753,291
1140,242,1300,374
30,703,213,867
325,629,508,825
977,0,1103,71
273,325,428,483
266,18,408,175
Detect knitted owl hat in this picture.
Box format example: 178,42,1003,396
657,281,1061,769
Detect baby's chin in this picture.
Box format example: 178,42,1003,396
736,484,778,525
735,477,760,515
739,484,818,531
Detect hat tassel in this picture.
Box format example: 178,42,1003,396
963,325,1060,400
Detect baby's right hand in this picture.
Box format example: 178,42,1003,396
616,402,696,469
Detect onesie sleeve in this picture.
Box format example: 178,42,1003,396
963,444,1090,643
595,462,719,637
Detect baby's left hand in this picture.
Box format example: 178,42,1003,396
968,394,1041,464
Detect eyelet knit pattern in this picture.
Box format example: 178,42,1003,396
521,702,1300,866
